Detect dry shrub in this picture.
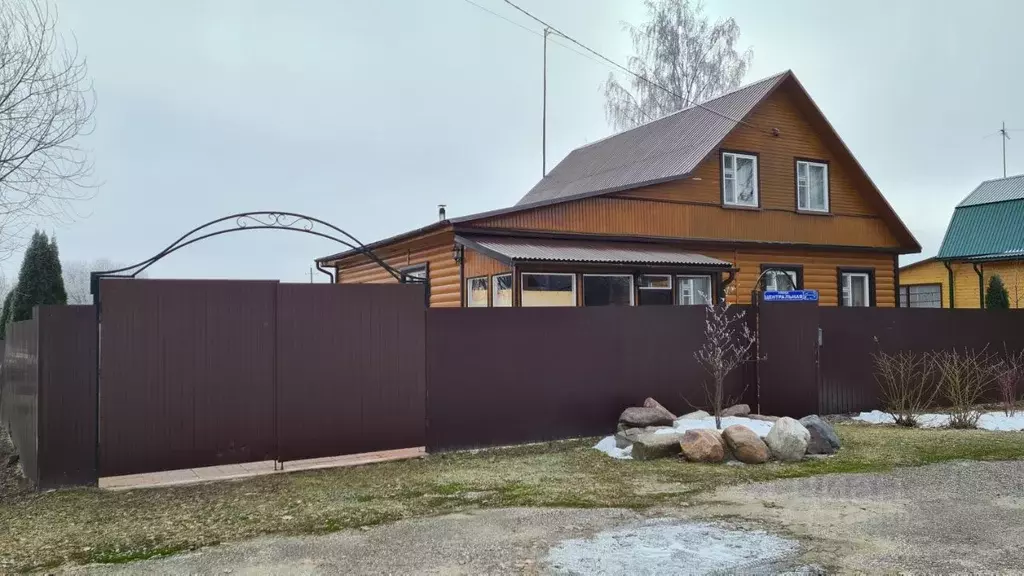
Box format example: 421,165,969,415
872,350,938,427
932,348,998,429
995,348,1024,417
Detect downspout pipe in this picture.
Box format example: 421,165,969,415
315,262,335,282
973,262,984,309
943,260,955,309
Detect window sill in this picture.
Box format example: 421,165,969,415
721,204,761,211
795,208,832,216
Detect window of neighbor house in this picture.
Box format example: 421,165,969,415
722,152,758,207
841,271,872,307
796,160,829,212
899,284,941,308
521,273,576,307
492,273,512,307
583,274,634,306
677,275,712,306
466,276,488,307
638,275,673,306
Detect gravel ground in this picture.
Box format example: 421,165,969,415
66,460,1024,575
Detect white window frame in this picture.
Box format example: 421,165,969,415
677,275,713,306
582,274,635,306
796,160,829,213
466,276,489,308
520,272,577,307
841,272,871,307
492,273,512,307
722,152,759,207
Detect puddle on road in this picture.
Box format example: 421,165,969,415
545,518,799,575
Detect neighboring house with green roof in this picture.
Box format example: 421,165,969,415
899,174,1024,308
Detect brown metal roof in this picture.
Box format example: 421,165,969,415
458,235,732,267
515,71,789,207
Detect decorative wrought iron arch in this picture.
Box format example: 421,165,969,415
89,211,419,294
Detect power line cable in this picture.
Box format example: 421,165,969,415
501,0,763,131
458,0,622,71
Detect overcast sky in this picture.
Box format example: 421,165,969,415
12,0,1021,281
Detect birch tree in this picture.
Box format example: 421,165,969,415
603,0,752,131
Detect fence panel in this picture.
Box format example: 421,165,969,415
99,279,277,476
37,306,98,487
818,308,1024,414
275,284,426,461
1,317,39,484
426,306,754,452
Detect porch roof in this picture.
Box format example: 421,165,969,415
456,235,733,268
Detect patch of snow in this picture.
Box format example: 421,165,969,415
592,436,632,459
545,519,799,575
854,410,1024,431
668,415,775,438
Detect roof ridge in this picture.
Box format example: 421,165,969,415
575,70,790,151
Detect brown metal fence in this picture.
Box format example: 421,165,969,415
13,284,1024,488
0,306,97,488
425,306,756,452
818,307,1024,414
97,279,427,477
275,284,426,462
99,279,278,477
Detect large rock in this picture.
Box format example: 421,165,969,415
643,397,677,421
619,406,675,428
764,417,811,462
614,427,645,449
721,404,751,417
631,432,684,460
678,429,725,463
677,409,710,420
722,425,770,464
799,415,841,455
746,414,779,423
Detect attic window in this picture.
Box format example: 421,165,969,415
722,152,758,207
797,160,829,212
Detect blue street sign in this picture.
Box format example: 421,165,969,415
763,290,819,302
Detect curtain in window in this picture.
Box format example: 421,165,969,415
735,156,756,203
808,164,826,209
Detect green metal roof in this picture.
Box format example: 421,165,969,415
937,199,1024,259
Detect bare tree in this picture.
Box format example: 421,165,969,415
603,0,753,131
694,299,756,429
63,258,140,304
0,0,95,259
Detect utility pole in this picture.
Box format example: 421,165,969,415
542,27,549,177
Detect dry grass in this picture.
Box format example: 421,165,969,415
2,425,1024,572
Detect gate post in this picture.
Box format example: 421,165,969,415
756,294,820,418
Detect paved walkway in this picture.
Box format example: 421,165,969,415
99,447,425,490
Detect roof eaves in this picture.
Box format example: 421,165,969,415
316,220,450,263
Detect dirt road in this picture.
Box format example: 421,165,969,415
70,460,1024,574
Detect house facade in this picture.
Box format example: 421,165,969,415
320,71,920,308
899,174,1024,308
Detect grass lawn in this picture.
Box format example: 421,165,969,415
2,424,1024,572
